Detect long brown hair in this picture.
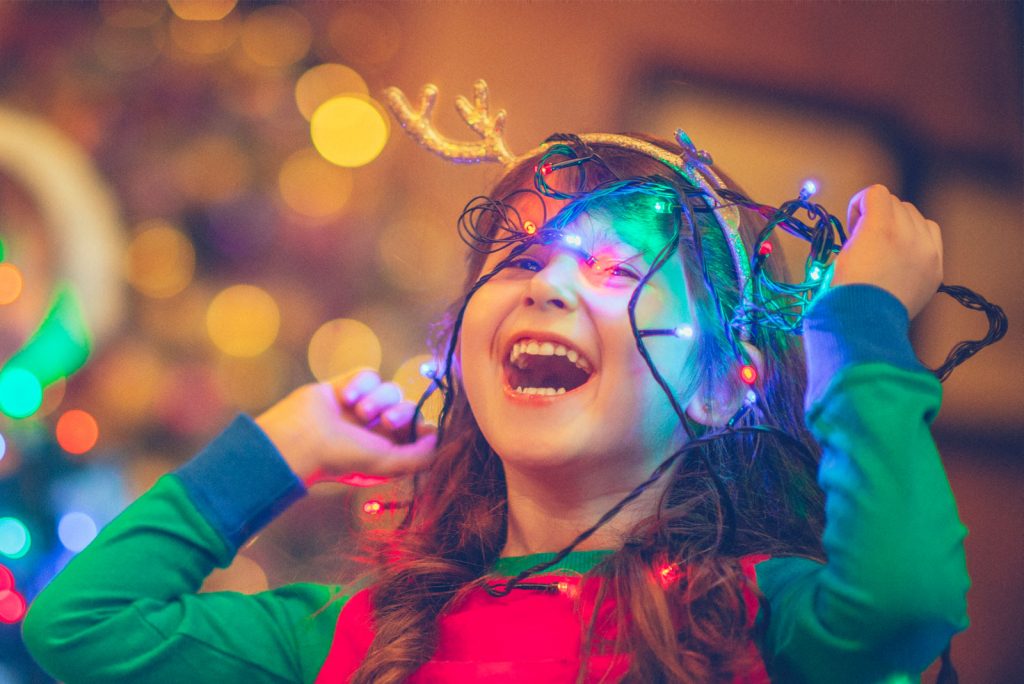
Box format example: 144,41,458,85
351,137,825,683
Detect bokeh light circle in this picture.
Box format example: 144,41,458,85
206,285,280,357
310,95,389,168
278,149,354,219
0,588,26,624
0,564,11,591
240,5,311,68
56,409,100,455
0,518,30,560
167,0,237,22
169,14,240,58
0,368,43,419
0,443,19,479
58,512,99,553
294,64,368,121
0,433,5,463
0,263,24,305
307,318,382,381
99,1,166,28
126,220,196,299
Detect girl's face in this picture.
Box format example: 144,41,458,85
459,204,698,481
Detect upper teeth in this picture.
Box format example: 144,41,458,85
509,338,592,372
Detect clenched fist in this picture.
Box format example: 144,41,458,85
832,184,943,320
255,370,437,487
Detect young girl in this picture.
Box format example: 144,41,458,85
22,125,968,683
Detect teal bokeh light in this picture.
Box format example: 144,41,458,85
0,368,43,419
0,517,31,559
0,284,91,419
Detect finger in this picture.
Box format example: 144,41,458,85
354,382,402,423
335,369,381,406
846,187,869,234
847,184,893,236
380,400,418,432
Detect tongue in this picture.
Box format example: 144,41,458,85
510,354,590,391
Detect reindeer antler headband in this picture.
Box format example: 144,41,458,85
382,80,752,298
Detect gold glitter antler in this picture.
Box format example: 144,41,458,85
382,80,515,165
383,80,750,331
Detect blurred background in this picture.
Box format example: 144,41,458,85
0,1,1020,681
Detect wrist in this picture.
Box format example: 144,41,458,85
254,412,319,482
176,415,307,551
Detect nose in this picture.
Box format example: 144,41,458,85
523,253,579,311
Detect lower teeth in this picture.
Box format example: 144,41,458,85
515,386,567,396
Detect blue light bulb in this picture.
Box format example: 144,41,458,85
419,360,439,378
800,179,818,200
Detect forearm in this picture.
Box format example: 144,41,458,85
22,416,334,684
758,285,969,682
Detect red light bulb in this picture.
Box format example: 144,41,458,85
739,364,758,385
758,242,773,256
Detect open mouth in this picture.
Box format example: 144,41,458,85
504,337,594,396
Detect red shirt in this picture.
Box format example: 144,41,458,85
316,554,771,683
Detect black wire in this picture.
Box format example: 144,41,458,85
482,423,814,597
400,148,1005,683
932,284,1008,382
717,186,1006,380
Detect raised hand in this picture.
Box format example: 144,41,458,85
832,184,943,320
255,370,437,487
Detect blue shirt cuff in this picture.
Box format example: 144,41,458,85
174,414,306,553
803,284,926,406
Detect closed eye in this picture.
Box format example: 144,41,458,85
606,263,641,280
508,256,544,272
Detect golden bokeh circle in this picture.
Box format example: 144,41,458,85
167,0,237,22
0,264,24,306
206,285,281,358
310,95,389,168
294,64,368,121
240,5,311,68
278,149,354,219
307,318,382,381
125,220,196,299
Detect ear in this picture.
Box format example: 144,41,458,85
685,342,764,428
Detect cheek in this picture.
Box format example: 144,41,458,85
458,286,509,389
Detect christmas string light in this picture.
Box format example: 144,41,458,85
385,88,1004,641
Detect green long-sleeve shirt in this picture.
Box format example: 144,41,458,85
22,285,969,682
